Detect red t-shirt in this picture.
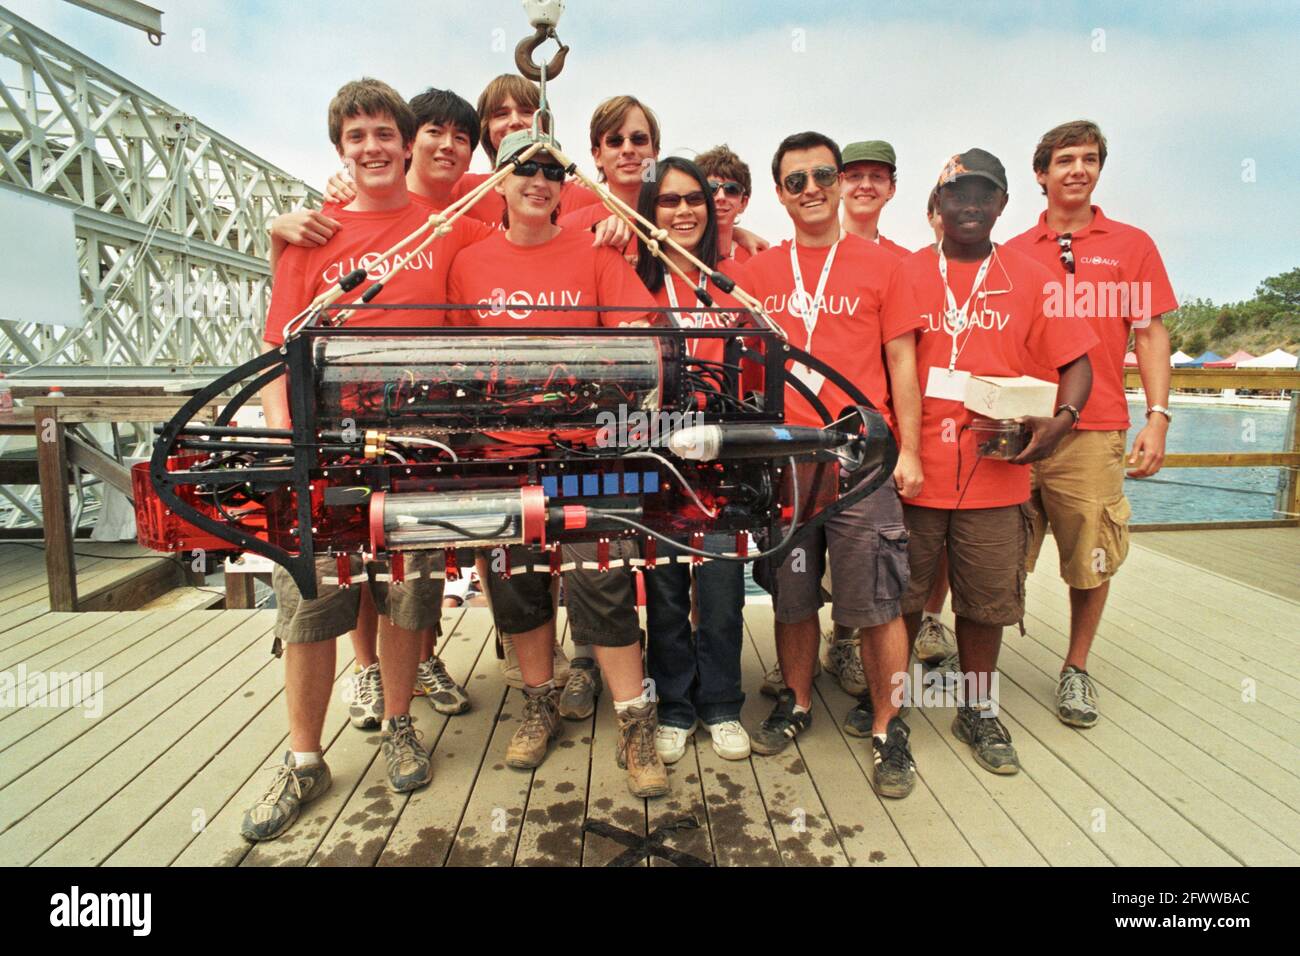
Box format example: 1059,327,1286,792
264,198,495,345
446,226,655,445
742,233,922,432
876,234,912,258
649,259,756,367
456,172,600,228
899,244,1099,510
1005,206,1177,430
724,241,753,265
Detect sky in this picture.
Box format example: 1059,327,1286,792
4,0,1299,305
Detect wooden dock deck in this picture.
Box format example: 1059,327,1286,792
0,527,1297,867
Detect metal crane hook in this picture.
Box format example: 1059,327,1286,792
515,25,569,82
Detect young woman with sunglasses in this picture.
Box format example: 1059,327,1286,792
632,157,756,763
445,131,670,798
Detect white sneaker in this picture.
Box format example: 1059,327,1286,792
654,721,695,764
348,662,383,730
706,719,751,760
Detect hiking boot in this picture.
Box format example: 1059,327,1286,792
822,633,869,696
705,719,751,760
952,705,1020,775
558,656,601,720
616,702,670,798
382,714,432,792
654,721,695,764
348,662,383,730
240,752,332,842
414,655,470,715
915,616,957,665
843,692,910,738
750,688,811,755
760,658,821,699
872,716,916,799
1057,665,1100,728
506,687,561,769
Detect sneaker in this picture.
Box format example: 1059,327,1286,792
557,656,601,720
760,658,822,699
506,687,562,769
240,752,332,842
915,616,957,665
654,720,695,764
872,716,916,799
414,655,470,715
705,719,751,760
616,702,670,798
952,705,1021,775
750,689,811,755
933,651,961,678
843,692,910,738
822,635,868,696
382,714,432,792
1057,665,1100,728
348,662,383,730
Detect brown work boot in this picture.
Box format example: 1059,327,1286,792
616,701,670,798
505,686,561,769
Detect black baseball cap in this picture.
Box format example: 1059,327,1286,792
936,148,1008,193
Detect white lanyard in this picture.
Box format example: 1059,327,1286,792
936,245,993,373
664,272,706,357
789,238,840,349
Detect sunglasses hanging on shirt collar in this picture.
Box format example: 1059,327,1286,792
1057,233,1075,274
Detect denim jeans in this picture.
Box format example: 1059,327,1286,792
645,534,745,728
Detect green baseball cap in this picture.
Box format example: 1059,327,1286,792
841,140,897,170
496,130,563,169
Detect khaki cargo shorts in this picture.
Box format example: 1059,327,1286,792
901,503,1029,627
1026,429,1131,590
272,550,445,646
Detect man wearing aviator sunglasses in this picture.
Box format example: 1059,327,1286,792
743,131,926,800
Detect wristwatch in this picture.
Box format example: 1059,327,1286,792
1055,403,1081,428
1146,404,1172,423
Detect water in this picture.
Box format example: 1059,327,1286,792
1122,400,1290,523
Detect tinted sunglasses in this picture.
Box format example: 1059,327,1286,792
782,165,839,194
512,160,566,182
708,179,746,198
603,131,653,149
655,190,708,209
1057,233,1075,274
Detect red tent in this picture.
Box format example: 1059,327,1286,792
1204,349,1256,368
1123,350,1138,367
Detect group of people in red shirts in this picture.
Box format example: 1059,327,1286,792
241,73,1177,846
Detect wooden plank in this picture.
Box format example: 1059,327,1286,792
379,609,506,866
1158,452,1300,468
0,616,266,842
1133,531,1300,604
999,641,1291,865
694,718,783,867
78,557,182,612
0,605,164,678
580,639,648,867
646,732,714,868
0,610,80,652
224,570,257,609
65,432,133,497
32,405,76,611
291,608,484,868
1127,368,1300,389
738,614,850,867
0,555,105,616
0,613,269,858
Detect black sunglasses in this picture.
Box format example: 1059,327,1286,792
604,131,652,149
1057,233,1075,274
708,179,746,198
782,165,839,195
655,190,707,209
512,160,566,182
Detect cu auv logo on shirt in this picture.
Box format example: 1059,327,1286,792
478,288,584,320
921,308,1012,334
321,250,440,284
762,290,861,318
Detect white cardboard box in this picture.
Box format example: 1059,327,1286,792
963,374,1057,420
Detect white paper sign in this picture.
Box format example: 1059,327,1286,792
925,367,970,401
790,364,826,398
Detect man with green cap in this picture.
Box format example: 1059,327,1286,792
839,140,912,257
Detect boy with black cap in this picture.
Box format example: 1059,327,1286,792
1006,121,1178,730
895,148,1097,775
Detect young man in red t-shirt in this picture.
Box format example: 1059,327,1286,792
245,79,480,841
897,148,1097,776
742,131,925,799
839,140,912,257
1006,121,1178,729
446,130,669,798
695,144,755,265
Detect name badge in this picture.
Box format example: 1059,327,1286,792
925,367,970,401
789,364,827,398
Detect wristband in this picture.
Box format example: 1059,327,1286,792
1055,403,1081,428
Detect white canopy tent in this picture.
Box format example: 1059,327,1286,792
1237,348,1299,369
1169,350,1195,366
